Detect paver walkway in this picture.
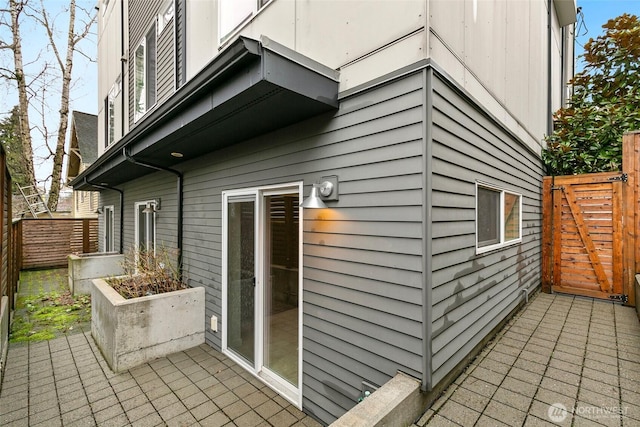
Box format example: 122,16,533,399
18,268,69,296
1,289,639,426
415,292,640,427
0,332,322,426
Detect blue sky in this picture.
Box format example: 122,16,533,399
576,0,640,58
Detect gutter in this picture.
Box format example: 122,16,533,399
122,147,183,279
83,177,124,254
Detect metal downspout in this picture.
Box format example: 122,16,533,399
122,147,184,278
83,178,124,254
120,0,125,137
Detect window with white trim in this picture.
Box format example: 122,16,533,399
476,183,522,253
134,24,157,121
105,76,121,147
219,0,272,43
135,201,156,256
158,0,174,34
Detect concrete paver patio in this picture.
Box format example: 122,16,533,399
1,285,640,426
0,332,322,427
416,292,640,427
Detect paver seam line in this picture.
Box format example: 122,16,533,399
524,294,582,427
432,293,551,427
615,299,624,427
78,332,131,425
483,294,562,427
145,349,210,423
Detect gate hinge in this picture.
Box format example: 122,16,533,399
609,294,628,303
551,186,565,191
608,173,628,182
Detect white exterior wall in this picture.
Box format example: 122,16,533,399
99,0,573,158
181,0,572,154
429,0,572,154
97,0,127,156
185,0,427,92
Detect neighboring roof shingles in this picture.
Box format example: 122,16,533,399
72,111,98,163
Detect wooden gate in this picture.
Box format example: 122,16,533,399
542,132,638,306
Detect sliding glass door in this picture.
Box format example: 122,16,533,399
222,184,302,407
226,197,256,365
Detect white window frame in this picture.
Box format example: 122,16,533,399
158,0,174,34
218,0,272,44
133,38,146,121
104,205,115,252
134,200,157,256
221,182,303,409
106,76,121,147
134,23,157,122
475,182,522,254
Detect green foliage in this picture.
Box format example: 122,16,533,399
10,290,92,342
543,14,640,176
0,105,31,190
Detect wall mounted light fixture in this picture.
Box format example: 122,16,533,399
142,199,161,214
96,206,103,214
300,176,339,209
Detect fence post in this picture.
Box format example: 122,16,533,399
541,177,552,293
83,219,90,253
623,131,639,307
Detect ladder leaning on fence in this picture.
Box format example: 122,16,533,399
18,184,52,218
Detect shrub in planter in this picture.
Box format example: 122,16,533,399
92,247,204,372
108,247,187,298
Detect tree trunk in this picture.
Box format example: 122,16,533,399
46,0,76,212
10,0,37,191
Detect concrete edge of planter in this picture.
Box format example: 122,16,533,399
329,372,427,427
68,253,124,295
0,296,8,384
91,277,205,372
635,274,640,317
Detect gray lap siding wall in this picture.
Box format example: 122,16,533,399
429,75,543,387
181,71,425,424
96,65,544,425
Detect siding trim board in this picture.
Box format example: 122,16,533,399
421,67,433,392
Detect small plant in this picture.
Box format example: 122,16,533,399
108,246,187,299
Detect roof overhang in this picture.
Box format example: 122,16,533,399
554,0,577,27
71,36,339,191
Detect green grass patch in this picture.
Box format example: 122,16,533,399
10,291,91,343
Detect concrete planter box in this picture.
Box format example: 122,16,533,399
68,253,124,295
91,278,205,372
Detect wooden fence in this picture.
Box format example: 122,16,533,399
542,131,639,306
12,218,98,270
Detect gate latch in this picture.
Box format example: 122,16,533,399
609,294,628,303
608,173,628,182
